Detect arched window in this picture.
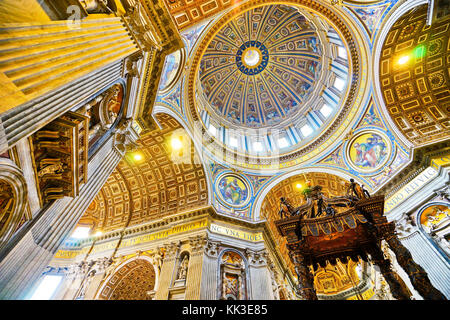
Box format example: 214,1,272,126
0,158,28,249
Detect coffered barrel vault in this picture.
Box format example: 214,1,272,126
0,0,448,302
379,4,450,146
82,113,209,233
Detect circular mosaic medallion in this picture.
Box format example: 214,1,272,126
236,41,269,75
216,173,251,207
347,131,391,173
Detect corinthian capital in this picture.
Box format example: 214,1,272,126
245,248,268,267
204,239,221,258
188,235,207,255
123,1,161,52
159,241,180,261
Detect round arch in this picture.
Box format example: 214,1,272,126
217,248,250,300
415,201,450,262
253,167,363,221
0,158,28,249
372,0,443,148
95,256,159,300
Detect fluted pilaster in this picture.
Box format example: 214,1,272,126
0,18,137,109
154,242,179,300
246,249,274,300
200,239,220,300
401,232,450,298
185,235,207,299
0,18,139,153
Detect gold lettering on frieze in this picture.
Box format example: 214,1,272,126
54,219,208,259
384,167,438,213
209,224,263,242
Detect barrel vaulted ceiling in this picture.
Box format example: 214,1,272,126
379,4,450,146
80,113,208,233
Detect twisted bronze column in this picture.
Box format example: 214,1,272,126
384,234,447,300
369,245,412,300
289,251,317,300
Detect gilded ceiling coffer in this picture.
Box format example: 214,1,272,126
31,112,89,204
275,182,447,300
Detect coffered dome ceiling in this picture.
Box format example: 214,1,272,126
198,5,323,128
186,1,369,171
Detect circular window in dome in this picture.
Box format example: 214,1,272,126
243,48,260,66
235,41,269,75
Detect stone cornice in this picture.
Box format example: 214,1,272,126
64,206,215,248
122,0,184,132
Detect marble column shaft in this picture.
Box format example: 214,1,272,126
200,240,220,300
0,135,122,299
246,250,274,300
248,266,274,300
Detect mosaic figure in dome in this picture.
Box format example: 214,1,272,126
247,114,259,124
308,37,319,53
307,61,319,77
218,176,249,206
158,50,181,90
351,133,388,169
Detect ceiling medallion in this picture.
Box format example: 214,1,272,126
346,130,392,174
215,172,252,208
235,41,269,75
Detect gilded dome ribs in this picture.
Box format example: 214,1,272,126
259,73,286,118
208,67,239,113
267,31,317,50
253,75,266,125
223,72,244,118
263,67,303,110
260,12,300,44
269,59,317,87
187,1,363,166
